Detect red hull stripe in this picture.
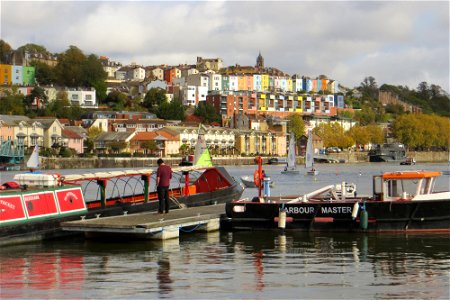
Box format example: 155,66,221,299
0,195,27,223
55,188,87,214
314,217,334,223
23,191,59,219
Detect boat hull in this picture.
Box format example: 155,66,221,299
223,199,450,232
1,167,244,245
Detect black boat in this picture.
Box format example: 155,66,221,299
368,143,406,162
223,170,450,233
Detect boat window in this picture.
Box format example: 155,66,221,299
386,179,420,198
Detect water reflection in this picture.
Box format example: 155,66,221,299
0,232,448,299
157,255,173,296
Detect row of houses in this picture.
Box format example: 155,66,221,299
0,115,85,153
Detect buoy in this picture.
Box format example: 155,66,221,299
278,208,287,229
360,209,368,230
351,202,359,219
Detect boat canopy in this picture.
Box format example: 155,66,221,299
62,166,210,182
382,171,442,180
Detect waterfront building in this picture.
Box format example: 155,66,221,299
94,131,136,154
130,129,179,157
62,128,84,154
32,118,64,149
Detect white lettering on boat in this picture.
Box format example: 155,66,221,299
24,195,40,201
321,206,352,214
286,206,315,214
0,200,15,210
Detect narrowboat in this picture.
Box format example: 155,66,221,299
0,166,244,245
223,169,450,233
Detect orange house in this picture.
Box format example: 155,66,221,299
0,64,12,85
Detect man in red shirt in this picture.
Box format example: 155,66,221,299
156,158,172,214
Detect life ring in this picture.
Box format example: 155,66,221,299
253,170,262,187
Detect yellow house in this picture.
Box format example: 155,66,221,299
235,130,286,156
261,74,269,91
32,118,64,148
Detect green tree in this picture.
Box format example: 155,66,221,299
157,100,185,121
17,43,49,54
359,76,378,100
141,140,158,155
55,46,86,87
104,90,127,110
0,92,25,115
194,102,220,124
83,54,107,100
24,86,48,111
143,88,167,113
287,114,305,141
0,40,12,63
30,61,56,85
179,144,189,155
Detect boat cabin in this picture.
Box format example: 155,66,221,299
373,171,442,201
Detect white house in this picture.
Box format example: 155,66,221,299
66,88,97,108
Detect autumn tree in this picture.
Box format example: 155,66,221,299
287,114,306,141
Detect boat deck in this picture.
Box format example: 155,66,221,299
61,204,226,240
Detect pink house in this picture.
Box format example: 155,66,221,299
62,128,84,154
0,119,15,142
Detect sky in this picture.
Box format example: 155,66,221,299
1,1,449,92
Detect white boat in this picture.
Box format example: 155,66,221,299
240,175,257,188
281,133,300,174
26,144,40,170
305,130,318,176
240,175,274,188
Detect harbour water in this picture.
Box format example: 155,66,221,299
1,163,449,299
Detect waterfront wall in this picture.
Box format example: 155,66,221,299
39,151,448,170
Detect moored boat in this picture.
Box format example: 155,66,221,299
1,165,244,246
223,166,450,233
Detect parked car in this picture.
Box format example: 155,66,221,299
326,147,341,154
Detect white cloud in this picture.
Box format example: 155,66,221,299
1,1,448,92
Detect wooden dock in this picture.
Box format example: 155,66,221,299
61,204,226,240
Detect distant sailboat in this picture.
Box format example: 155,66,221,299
193,124,213,167
26,144,40,171
305,130,318,176
281,133,300,174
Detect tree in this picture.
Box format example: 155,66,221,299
87,126,102,139
17,43,49,54
157,100,185,121
194,102,221,124
110,141,127,153
287,114,305,141
83,54,107,100
360,76,378,100
55,46,86,87
141,140,158,155
0,39,12,63
143,88,167,113
30,61,56,85
104,90,128,110
24,86,48,111
0,92,25,115
179,144,189,155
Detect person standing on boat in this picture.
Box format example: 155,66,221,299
156,158,172,214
